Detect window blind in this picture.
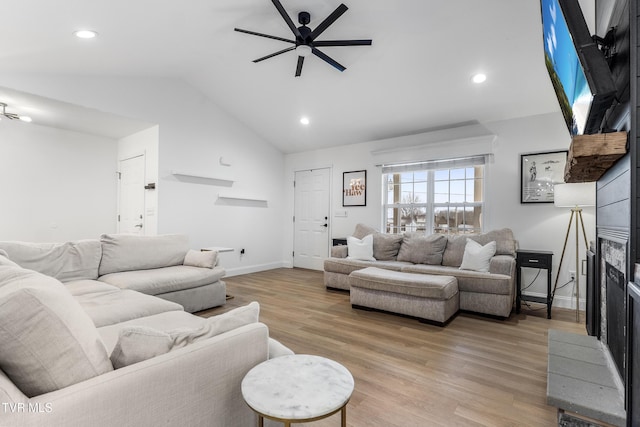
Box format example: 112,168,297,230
381,154,489,174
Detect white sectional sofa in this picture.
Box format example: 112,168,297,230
0,233,226,313
0,234,292,427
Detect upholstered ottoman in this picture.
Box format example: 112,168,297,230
349,267,459,325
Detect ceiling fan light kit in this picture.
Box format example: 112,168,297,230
234,0,372,77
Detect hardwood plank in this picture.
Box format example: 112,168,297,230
198,268,586,426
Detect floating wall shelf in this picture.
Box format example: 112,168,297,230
217,194,268,203
171,171,234,186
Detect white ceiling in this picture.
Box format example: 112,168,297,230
0,0,563,153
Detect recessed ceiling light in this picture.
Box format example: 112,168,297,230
472,73,487,84
74,30,98,39
300,117,310,125
19,116,32,123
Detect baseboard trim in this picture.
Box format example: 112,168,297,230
224,262,289,277
521,291,585,310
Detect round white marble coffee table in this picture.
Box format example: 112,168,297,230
241,354,354,427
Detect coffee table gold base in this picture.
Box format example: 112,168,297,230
254,401,349,427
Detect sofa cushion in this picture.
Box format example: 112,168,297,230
0,240,102,282
349,267,458,300
184,249,217,269
108,302,260,369
64,279,121,296
98,265,225,295
324,258,411,276
459,239,496,273
98,234,189,275
397,234,447,265
400,264,512,295
74,289,184,328
0,266,113,397
346,235,375,261
372,233,403,261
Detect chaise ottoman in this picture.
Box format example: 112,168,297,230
349,267,459,325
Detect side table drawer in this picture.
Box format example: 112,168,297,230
517,252,552,269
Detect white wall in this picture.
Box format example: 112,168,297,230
118,125,159,235
0,74,287,276
0,119,117,241
284,112,594,309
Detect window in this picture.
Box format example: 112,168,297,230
383,156,485,235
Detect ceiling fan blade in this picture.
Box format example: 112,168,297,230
295,56,305,77
311,47,346,72
253,46,296,63
271,0,302,39
313,39,372,47
309,3,348,41
234,28,294,44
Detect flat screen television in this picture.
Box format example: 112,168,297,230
540,0,616,135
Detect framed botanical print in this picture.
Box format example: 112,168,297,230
343,170,366,206
520,150,568,203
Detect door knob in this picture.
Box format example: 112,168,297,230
134,224,143,228
323,223,328,227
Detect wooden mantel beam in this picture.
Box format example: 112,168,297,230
564,131,628,183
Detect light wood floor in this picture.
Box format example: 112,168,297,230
199,268,586,427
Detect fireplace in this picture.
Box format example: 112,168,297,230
599,235,627,384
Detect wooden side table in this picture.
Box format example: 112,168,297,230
516,249,553,319
241,354,354,427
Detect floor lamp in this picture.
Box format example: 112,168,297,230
553,182,595,322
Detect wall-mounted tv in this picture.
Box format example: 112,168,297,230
540,0,616,135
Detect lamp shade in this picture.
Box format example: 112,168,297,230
554,182,596,207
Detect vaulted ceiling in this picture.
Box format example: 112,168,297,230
0,0,567,153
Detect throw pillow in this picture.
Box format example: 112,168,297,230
183,249,217,269
372,233,403,261
346,235,375,261
459,239,497,272
397,234,448,265
352,223,377,239
171,301,260,348
110,327,173,369
0,283,113,397
109,302,261,368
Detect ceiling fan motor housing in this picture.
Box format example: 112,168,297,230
298,11,310,25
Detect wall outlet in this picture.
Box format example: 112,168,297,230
569,270,576,281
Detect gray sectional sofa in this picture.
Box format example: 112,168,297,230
324,224,518,318
0,234,293,426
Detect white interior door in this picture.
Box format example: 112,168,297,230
294,168,331,270
118,155,145,234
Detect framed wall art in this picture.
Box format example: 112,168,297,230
520,150,568,203
343,170,366,206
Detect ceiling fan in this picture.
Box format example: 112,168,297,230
234,0,372,77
